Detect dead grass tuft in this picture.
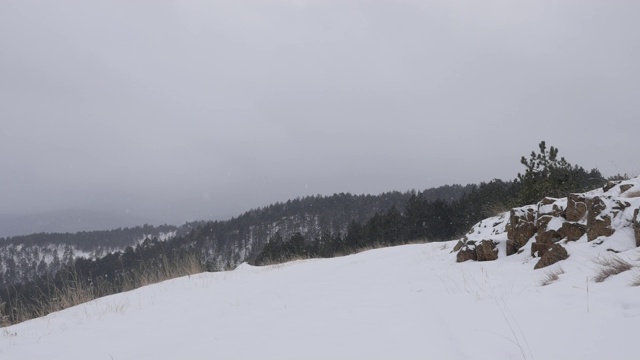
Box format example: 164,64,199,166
540,266,564,286
593,255,633,283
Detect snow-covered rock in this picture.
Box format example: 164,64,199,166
456,177,640,269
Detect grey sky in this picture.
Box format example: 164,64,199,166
1,0,639,226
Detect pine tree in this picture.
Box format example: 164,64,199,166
516,141,600,205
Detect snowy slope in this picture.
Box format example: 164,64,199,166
2,240,639,360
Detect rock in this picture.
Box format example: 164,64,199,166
475,240,499,261
566,194,587,221
612,200,631,211
536,215,553,232
535,215,561,246
557,222,586,242
531,242,550,257
586,196,615,241
506,208,537,255
587,214,614,241
536,229,561,245
634,208,640,248
620,184,634,194
539,197,557,206
456,247,477,262
603,181,621,192
534,244,569,269
553,205,565,218
537,198,564,218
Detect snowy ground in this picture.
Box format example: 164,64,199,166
2,241,639,360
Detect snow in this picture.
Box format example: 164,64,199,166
2,239,639,360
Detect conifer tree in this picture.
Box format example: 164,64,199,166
516,141,603,205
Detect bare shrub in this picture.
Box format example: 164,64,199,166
540,266,564,286
593,255,633,283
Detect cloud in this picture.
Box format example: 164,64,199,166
0,0,638,225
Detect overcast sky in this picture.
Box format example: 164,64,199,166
1,0,639,226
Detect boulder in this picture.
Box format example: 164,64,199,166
456,247,477,262
586,196,615,241
566,194,587,221
506,208,537,255
475,240,499,261
552,204,565,218
536,229,561,246
557,222,586,242
620,184,634,194
535,215,561,247
587,215,614,241
603,181,621,193
536,215,553,231
537,198,564,218
534,244,569,269
531,242,551,257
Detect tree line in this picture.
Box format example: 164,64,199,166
252,141,609,265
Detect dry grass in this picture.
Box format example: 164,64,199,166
624,190,640,198
128,254,204,289
258,254,311,267
1,254,204,327
1,303,10,328
540,266,564,286
593,255,634,283
482,202,510,218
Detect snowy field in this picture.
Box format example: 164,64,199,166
2,240,639,360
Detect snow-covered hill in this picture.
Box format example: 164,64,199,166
2,238,639,359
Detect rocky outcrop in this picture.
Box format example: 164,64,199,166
566,194,587,222
454,177,640,271
534,244,569,269
586,196,615,241
506,208,537,255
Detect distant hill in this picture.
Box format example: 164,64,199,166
0,184,475,286
0,209,152,238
